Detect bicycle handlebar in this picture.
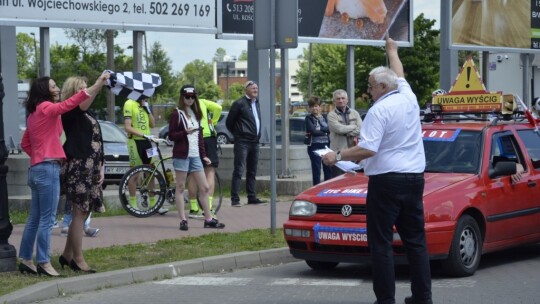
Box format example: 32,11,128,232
143,135,168,145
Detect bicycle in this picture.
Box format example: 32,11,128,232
118,137,223,218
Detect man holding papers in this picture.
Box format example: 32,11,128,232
322,34,432,304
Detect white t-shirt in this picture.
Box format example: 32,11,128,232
180,108,200,158
359,78,425,175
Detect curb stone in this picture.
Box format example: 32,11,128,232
0,248,297,304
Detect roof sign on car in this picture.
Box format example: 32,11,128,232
432,58,503,113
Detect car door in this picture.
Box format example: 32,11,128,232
516,129,540,235
484,130,538,242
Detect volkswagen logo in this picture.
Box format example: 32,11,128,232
341,205,353,217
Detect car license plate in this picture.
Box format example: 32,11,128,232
314,224,367,246
105,166,130,174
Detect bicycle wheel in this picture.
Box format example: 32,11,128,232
118,165,166,218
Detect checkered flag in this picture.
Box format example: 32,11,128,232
105,70,162,101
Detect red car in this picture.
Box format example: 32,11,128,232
284,109,540,277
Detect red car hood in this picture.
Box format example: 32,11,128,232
296,172,474,202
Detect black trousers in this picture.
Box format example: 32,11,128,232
366,172,432,304
230,141,259,202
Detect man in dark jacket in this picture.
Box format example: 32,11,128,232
226,80,265,207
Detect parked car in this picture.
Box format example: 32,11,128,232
220,115,306,145
284,105,540,277
215,111,233,145
99,120,130,188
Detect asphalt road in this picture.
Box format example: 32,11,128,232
32,243,540,304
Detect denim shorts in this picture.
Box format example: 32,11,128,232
173,157,204,172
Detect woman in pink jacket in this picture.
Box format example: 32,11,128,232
19,73,109,277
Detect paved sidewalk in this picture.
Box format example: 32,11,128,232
9,197,292,255
3,197,296,304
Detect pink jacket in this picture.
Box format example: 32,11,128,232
22,90,90,166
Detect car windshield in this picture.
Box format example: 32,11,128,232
99,122,128,143
424,130,482,174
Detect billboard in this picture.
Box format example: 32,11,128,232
450,0,540,52
218,0,413,47
0,0,216,33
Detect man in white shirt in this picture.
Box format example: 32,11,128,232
323,35,432,304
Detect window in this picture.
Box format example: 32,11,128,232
517,129,540,169
490,131,526,171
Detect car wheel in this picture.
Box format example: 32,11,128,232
305,260,339,270
443,214,482,277
165,135,173,146
217,133,229,145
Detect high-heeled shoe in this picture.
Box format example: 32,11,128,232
37,264,60,277
58,255,70,269
18,263,37,275
69,259,97,273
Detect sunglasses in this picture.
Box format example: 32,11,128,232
184,95,196,100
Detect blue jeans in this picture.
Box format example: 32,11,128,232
19,161,61,263
366,172,431,304
231,141,259,202
307,142,332,185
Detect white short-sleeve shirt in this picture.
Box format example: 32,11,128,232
358,78,425,175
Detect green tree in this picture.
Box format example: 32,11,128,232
296,14,440,108
392,13,440,106
238,50,248,61
213,47,227,62
145,41,177,103
16,32,37,80
63,29,108,56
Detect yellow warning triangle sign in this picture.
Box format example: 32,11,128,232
449,58,487,93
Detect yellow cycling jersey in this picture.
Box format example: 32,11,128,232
123,99,151,139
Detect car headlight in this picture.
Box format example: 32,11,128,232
290,200,317,216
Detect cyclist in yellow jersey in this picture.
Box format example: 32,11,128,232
123,98,167,214
187,98,222,218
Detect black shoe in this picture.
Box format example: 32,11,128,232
69,260,97,273
18,263,37,275
37,264,60,277
204,218,225,229
58,255,69,269
180,220,189,231
231,201,241,207
404,296,433,304
247,198,266,205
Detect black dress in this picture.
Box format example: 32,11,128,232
62,113,104,213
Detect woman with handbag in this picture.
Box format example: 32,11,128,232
305,96,332,185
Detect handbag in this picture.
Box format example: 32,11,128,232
304,132,312,146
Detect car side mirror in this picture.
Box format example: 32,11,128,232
488,161,517,179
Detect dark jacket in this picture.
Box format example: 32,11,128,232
226,96,261,143
305,114,330,144
62,107,104,163
169,108,206,159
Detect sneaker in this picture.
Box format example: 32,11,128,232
231,201,241,207
60,227,69,237
188,210,204,219
247,198,267,205
179,220,188,231
204,218,225,229
52,219,59,229
84,227,100,237
157,208,169,215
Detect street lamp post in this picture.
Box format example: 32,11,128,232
30,32,39,77
0,71,17,272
